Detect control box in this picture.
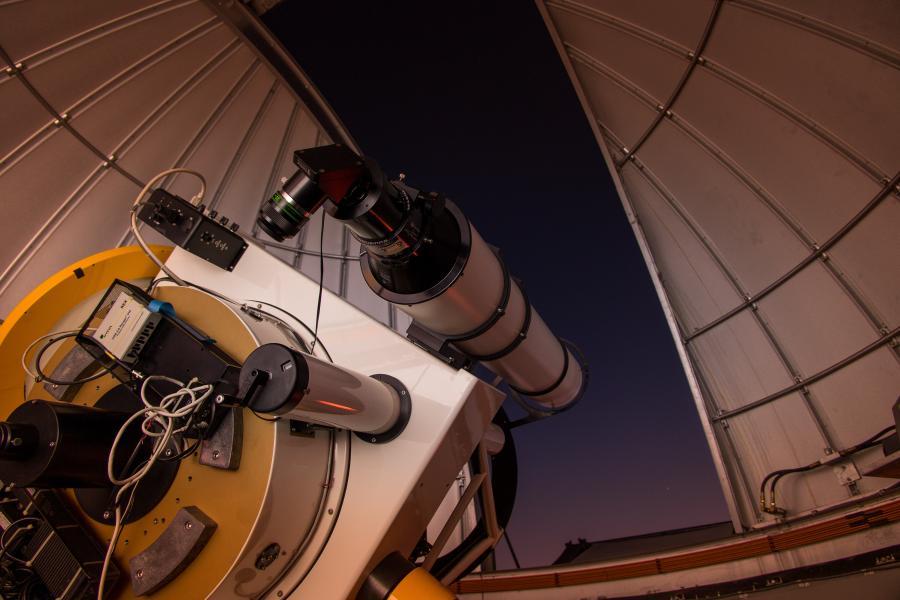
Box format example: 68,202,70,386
91,290,160,363
137,188,247,271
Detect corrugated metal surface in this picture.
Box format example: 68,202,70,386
538,0,900,528
0,0,405,330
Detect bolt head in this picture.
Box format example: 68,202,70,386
136,569,144,579
212,450,220,459
184,521,193,530
215,394,225,404
103,511,111,519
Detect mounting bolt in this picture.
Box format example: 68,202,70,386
184,521,193,530
153,518,158,525
212,450,220,459
103,511,111,519
48,441,55,448
164,448,173,457
136,569,144,579
4,62,23,76
215,394,225,404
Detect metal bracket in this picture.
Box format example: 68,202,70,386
405,321,470,369
199,408,243,470
41,344,103,401
129,506,217,596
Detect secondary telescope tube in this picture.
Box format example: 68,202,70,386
240,344,409,441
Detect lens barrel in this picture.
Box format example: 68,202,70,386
257,169,326,241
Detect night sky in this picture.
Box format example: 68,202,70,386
263,1,730,569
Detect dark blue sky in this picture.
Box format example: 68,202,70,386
264,0,730,568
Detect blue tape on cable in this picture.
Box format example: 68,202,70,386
148,300,175,317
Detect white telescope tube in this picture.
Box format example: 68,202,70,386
400,220,585,409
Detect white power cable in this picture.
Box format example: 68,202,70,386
20,329,85,381
130,168,206,286
97,375,212,600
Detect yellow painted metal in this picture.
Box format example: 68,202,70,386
0,246,172,418
390,568,457,600
80,286,275,599
0,249,277,598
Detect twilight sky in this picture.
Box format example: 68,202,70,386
263,0,730,569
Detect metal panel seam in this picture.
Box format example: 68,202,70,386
533,0,745,532
2,0,199,68
610,136,840,467
0,45,144,187
727,0,900,68
686,172,900,341
713,327,900,421
615,0,723,166
251,101,301,237
119,57,262,246
200,0,360,154
208,78,279,211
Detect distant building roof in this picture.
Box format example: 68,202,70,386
554,521,734,565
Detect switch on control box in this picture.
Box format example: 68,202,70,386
137,188,247,271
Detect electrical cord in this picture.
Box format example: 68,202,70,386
97,376,212,600
130,168,206,287
20,329,112,386
760,423,897,514
31,331,112,386
149,278,334,363
310,213,325,354
245,300,334,364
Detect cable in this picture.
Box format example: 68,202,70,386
250,410,280,423
130,168,206,287
761,423,898,514
309,214,326,354
20,328,111,386
502,529,521,570
97,376,212,600
32,331,111,386
150,278,334,363
245,300,334,363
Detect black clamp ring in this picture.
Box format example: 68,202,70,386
509,336,569,398
465,281,532,363
444,249,512,343
353,187,414,249
355,374,411,444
